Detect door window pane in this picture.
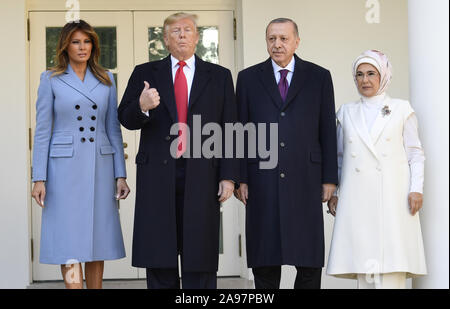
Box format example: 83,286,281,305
95,27,117,69
46,27,61,68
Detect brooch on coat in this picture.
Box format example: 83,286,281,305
381,105,391,117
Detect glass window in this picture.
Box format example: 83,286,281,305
94,27,117,70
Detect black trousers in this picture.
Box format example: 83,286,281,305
146,268,217,289
146,158,217,289
252,266,322,289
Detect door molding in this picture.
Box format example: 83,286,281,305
27,0,236,12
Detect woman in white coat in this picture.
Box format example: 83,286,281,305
326,50,427,289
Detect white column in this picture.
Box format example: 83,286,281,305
408,0,449,289
0,0,31,288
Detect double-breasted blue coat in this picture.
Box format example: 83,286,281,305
237,55,338,268
32,64,127,265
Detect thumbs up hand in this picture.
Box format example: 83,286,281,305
139,81,160,112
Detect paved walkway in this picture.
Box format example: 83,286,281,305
28,278,254,289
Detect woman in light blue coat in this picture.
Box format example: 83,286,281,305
31,20,130,289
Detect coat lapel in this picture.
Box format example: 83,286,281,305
258,58,284,109
57,64,100,105
153,56,178,122
189,55,211,111
83,66,101,93
349,102,379,159
282,55,308,111
370,96,397,144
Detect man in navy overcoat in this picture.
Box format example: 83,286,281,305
118,13,239,289
236,18,338,289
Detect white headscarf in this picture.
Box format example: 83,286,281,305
352,50,393,96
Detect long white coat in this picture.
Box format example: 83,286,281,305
327,96,427,279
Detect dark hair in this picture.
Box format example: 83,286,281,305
266,18,300,38
50,20,112,86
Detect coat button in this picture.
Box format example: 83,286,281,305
386,138,391,142
280,173,286,178
280,142,285,148
351,152,357,158
81,137,86,143
89,137,94,143
90,127,95,132
165,136,171,141
92,105,98,110
281,112,286,117
377,166,382,171
91,116,96,121
75,105,80,110
163,160,168,165
77,116,82,121
355,168,360,172
79,127,84,132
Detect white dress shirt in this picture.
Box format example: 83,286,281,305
170,54,196,103
336,94,425,194
272,57,295,85
142,54,196,116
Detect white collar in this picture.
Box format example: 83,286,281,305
360,92,387,106
271,56,295,74
171,54,196,69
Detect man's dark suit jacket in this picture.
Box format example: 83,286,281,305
237,54,338,268
118,55,239,272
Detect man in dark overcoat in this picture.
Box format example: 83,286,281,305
236,18,338,289
118,12,239,289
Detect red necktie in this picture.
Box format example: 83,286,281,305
174,61,188,158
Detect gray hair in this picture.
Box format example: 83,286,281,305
266,18,300,38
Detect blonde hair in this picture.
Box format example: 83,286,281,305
50,20,112,86
163,12,198,35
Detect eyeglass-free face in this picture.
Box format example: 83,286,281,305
266,22,300,68
163,18,199,61
67,30,92,66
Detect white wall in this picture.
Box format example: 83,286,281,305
408,0,449,289
0,0,31,289
238,0,410,289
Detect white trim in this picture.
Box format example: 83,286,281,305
27,0,236,11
